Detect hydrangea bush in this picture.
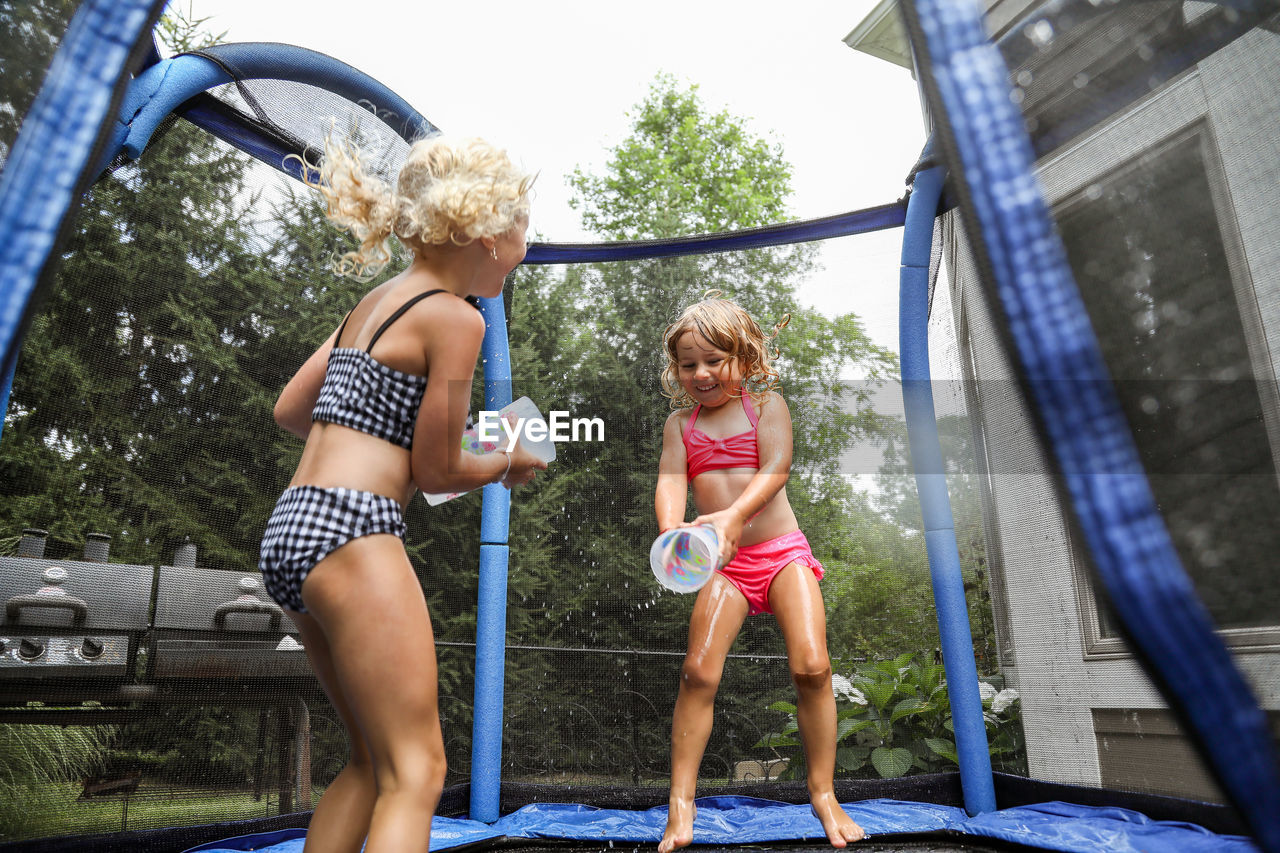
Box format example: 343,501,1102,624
756,652,1026,780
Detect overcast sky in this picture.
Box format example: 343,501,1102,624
188,0,927,352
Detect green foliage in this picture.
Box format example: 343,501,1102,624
0,723,117,837
875,414,999,670
154,1,227,54
756,652,1026,781
0,0,80,159
569,74,796,239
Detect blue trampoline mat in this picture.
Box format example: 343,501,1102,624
184,796,1260,852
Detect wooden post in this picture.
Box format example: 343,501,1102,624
294,698,311,810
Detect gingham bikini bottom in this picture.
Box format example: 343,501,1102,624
258,485,406,613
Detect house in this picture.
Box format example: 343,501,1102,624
847,0,1280,802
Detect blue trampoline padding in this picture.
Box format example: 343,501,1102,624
488,796,963,842
956,801,1260,853
182,827,305,852
182,814,505,852
182,797,1258,852
0,0,163,387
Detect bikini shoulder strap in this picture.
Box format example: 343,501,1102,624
365,289,449,353
682,404,702,441
333,310,356,348
741,393,759,429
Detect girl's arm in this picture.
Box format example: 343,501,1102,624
273,325,342,439
655,411,690,531
693,392,793,565
410,299,544,494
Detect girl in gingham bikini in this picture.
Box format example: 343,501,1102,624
260,136,546,853
654,295,865,851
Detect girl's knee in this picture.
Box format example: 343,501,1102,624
790,660,832,694
375,752,446,800
680,658,724,693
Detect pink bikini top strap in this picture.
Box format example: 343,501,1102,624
741,394,759,429
683,404,702,441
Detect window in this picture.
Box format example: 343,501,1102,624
1056,124,1280,645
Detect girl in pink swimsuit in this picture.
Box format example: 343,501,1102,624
654,295,865,852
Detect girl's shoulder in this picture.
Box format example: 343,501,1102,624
664,406,695,430
749,389,791,422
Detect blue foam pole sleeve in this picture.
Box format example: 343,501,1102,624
115,56,234,161
471,293,513,822
899,160,997,816
471,542,509,822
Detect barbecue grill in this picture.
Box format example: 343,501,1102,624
1,531,316,812
0,530,151,702
147,557,314,693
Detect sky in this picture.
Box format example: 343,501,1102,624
186,0,928,354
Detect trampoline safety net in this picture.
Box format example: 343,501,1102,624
0,0,1278,850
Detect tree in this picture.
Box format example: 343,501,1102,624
0,0,80,162
875,413,998,670
0,2,296,570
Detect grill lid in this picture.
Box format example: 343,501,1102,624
154,566,298,634
0,557,152,632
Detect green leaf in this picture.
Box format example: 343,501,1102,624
836,706,871,722
767,701,798,715
889,697,931,723
862,682,896,712
871,746,914,778
836,747,869,772
924,737,959,764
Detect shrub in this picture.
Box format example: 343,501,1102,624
755,652,1025,780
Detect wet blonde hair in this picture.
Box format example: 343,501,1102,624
301,134,535,280
660,291,790,408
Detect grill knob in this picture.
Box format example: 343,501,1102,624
18,638,45,660
80,637,105,660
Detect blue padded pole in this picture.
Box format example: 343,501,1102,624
899,153,996,816
104,54,232,170
471,293,513,823
97,44,439,180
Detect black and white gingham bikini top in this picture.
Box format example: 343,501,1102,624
311,289,480,449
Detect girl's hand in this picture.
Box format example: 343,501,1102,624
501,438,547,489
689,507,746,568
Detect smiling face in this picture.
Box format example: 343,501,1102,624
675,330,742,408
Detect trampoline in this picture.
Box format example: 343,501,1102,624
1,1,1278,852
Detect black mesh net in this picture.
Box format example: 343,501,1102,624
0,102,1000,840
6,0,1280,848
935,0,1280,811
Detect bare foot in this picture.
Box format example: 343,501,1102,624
811,791,865,847
658,797,695,853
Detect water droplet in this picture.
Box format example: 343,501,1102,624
1027,20,1054,47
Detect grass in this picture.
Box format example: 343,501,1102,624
0,782,322,841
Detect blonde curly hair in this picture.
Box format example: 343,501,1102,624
302,134,535,280
660,292,790,409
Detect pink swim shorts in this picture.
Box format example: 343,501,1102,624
717,529,824,616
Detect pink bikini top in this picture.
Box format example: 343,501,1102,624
682,395,760,480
